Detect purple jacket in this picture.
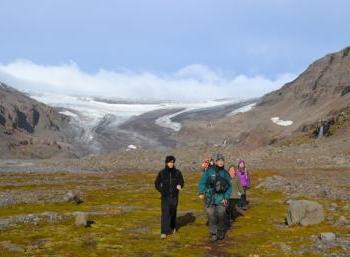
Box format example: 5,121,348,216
237,169,250,188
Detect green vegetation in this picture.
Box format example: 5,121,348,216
0,170,348,256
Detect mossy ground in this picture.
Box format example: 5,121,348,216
0,170,348,256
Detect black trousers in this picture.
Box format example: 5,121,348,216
239,187,248,208
227,199,240,220
161,196,178,234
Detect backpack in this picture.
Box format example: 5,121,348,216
213,168,228,193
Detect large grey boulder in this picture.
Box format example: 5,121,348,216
287,200,324,226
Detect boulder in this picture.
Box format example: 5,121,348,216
64,191,83,204
74,212,88,227
334,216,350,226
286,200,324,226
320,232,336,242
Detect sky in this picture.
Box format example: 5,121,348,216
0,0,349,101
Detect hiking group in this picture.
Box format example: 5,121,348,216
154,154,250,241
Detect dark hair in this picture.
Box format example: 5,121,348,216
165,155,176,164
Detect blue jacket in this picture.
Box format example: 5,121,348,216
198,166,232,206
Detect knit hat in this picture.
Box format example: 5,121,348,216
229,160,235,168
165,155,176,163
237,159,246,168
215,153,225,161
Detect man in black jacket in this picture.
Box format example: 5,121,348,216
154,155,184,239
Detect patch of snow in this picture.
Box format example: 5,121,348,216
155,99,239,131
127,144,137,150
59,111,78,118
155,110,187,132
228,103,256,116
271,117,293,126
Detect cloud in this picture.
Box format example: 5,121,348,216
0,60,295,101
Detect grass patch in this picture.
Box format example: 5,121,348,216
0,170,348,256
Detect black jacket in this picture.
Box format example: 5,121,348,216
155,167,184,198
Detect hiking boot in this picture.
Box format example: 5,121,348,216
217,231,225,240
160,234,167,239
173,228,176,234
210,234,217,242
235,206,246,215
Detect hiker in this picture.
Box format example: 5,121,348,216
198,154,232,241
201,158,210,173
209,158,215,168
236,160,250,210
227,161,245,222
201,157,215,173
155,155,184,239
228,161,235,177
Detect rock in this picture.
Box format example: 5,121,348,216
286,200,325,226
320,232,336,242
256,175,290,189
334,216,350,226
42,212,65,223
277,242,291,253
330,203,338,209
64,191,83,204
0,241,25,252
74,212,88,227
296,159,305,165
0,219,11,230
326,216,335,222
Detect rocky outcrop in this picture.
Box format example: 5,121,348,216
260,46,350,108
286,200,325,226
0,82,79,158
0,82,68,134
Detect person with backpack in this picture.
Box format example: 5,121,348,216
201,158,210,173
155,155,184,239
198,153,232,241
236,160,250,210
227,161,245,222
201,156,216,173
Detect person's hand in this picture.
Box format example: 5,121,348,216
176,185,182,191
198,194,204,200
222,199,228,206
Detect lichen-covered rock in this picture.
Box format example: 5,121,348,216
74,212,88,227
320,232,336,242
286,200,324,226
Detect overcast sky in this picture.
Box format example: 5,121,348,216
0,0,349,100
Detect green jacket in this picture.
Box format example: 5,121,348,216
230,176,244,199
198,166,232,206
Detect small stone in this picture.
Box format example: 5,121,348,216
278,242,291,253
0,219,11,230
330,203,338,208
65,191,83,204
326,216,334,221
320,232,336,242
0,241,25,252
334,216,350,226
74,212,88,227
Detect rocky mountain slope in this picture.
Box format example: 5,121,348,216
1,46,350,159
175,46,350,150
0,82,77,158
